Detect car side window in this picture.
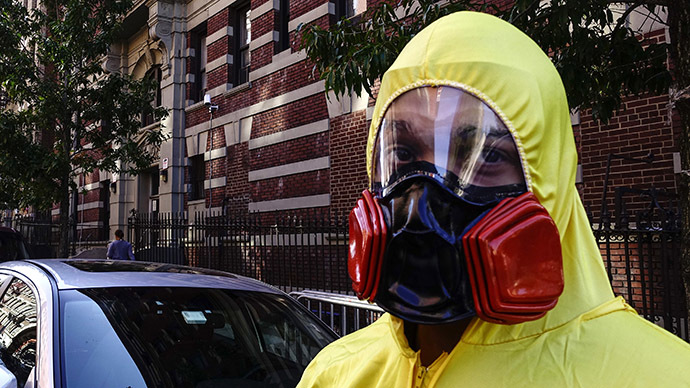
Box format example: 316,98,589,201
0,278,37,386
245,298,330,368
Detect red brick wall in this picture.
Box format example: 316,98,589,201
252,170,330,201
208,36,230,64
186,60,318,129
252,10,274,38
208,187,225,208
577,27,678,223
250,132,329,170
182,0,359,221
182,0,335,219
225,142,251,213
578,92,679,223
292,0,328,19
81,189,99,203
252,44,275,71
207,64,230,91
601,239,685,316
329,110,369,214
207,126,227,152
79,208,99,223
207,127,227,208
208,8,229,36
251,94,329,138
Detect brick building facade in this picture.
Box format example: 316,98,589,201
576,22,679,225
61,1,678,254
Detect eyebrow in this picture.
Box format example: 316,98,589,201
385,120,512,143
389,120,413,133
454,124,510,138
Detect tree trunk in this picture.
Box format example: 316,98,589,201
667,3,690,333
58,178,71,258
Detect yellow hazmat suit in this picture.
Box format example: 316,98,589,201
297,11,690,388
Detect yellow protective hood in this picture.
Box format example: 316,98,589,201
299,12,690,387
366,11,613,343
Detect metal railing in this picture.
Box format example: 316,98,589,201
593,226,687,341
593,186,687,341
128,209,351,294
128,199,688,340
290,290,384,336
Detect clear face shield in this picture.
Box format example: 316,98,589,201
371,86,527,204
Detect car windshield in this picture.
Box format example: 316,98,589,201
59,287,336,388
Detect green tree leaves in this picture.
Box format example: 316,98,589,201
299,0,671,122
0,0,168,210
0,0,168,254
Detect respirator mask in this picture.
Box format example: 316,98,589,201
349,86,564,324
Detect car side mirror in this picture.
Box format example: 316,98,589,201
0,364,16,388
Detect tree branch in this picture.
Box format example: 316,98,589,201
508,0,542,23
613,1,645,33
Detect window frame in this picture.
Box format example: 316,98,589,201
234,3,251,86
334,0,365,21
189,154,206,201
276,0,290,54
140,65,162,128
190,24,208,103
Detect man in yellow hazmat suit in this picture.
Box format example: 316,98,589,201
297,11,690,388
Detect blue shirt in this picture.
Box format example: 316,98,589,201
107,239,135,260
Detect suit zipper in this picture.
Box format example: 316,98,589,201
415,365,429,388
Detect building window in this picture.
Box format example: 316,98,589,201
141,66,161,127
335,0,365,20
189,155,205,201
99,180,110,241
191,25,207,103
235,4,251,85
276,0,290,53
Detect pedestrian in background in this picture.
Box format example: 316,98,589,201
106,229,135,260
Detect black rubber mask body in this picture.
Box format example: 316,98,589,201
374,177,493,324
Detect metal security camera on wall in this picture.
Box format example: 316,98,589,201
204,93,218,113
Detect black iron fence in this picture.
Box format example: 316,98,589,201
592,187,687,341
128,210,351,294
128,203,689,342
594,226,687,340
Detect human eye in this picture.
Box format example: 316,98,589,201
480,147,508,164
479,134,520,165
386,146,415,164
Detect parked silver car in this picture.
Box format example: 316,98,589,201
0,259,337,388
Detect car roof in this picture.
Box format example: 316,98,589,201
0,259,283,293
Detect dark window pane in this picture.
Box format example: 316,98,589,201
141,66,162,127
189,155,205,201
190,25,207,103
276,0,290,53
236,5,251,85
